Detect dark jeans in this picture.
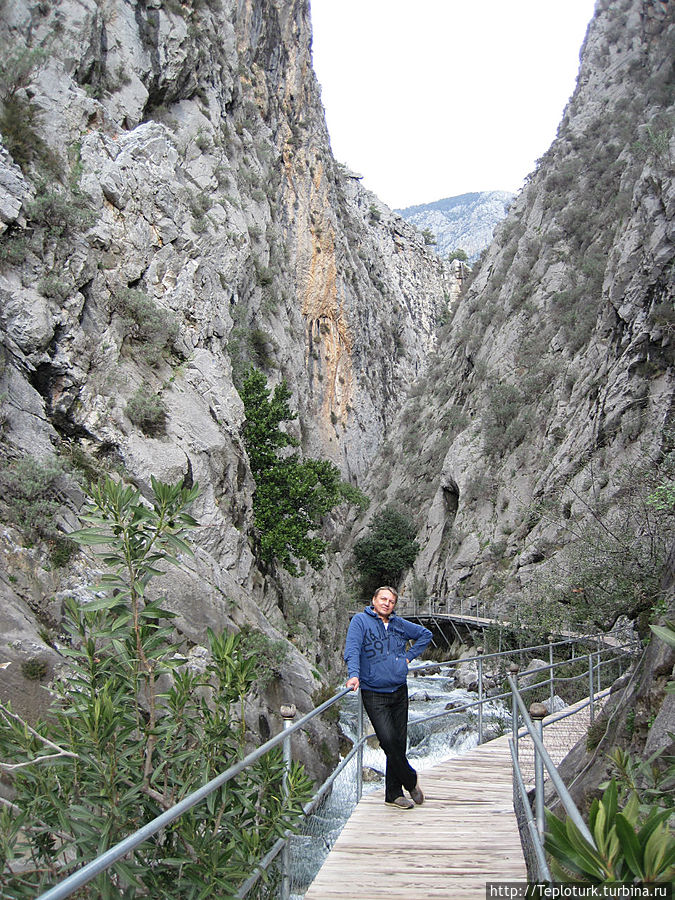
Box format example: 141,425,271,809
361,684,418,802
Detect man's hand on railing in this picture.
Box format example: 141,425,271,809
346,676,360,692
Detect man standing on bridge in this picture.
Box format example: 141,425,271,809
344,586,432,809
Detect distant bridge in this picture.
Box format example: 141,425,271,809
349,605,622,653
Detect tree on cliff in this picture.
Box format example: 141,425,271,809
240,368,368,577
353,505,420,598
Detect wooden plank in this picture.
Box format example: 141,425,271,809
303,731,526,900
303,698,597,898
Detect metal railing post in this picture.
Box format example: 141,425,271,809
477,646,484,744
509,663,520,761
530,702,548,837
280,704,296,900
548,634,555,710
588,653,595,724
356,694,364,802
596,636,602,693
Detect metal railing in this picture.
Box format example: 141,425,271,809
35,688,354,900
507,672,611,882
34,629,638,900
407,631,636,743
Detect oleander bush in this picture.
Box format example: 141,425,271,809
0,476,313,898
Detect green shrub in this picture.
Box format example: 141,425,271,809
187,189,213,218
0,454,63,544
238,625,289,687
26,188,93,239
0,476,313,897
239,368,365,575
254,260,274,286
481,382,530,458
545,780,675,884
126,388,168,436
49,535,78,568
0,95,56,173
37,273,72,300
112,288,179,365
0,231,30,267
248,327,275,368
447,248,468,262
20,658,48,681
0,48,57,175
352,505,419,598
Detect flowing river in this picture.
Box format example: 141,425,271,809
289,660,511,897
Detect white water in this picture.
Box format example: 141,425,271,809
289,661,511,897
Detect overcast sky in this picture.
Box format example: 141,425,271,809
310,0,597,210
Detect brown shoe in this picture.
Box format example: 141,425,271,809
410,779,424,805
385,796,415,809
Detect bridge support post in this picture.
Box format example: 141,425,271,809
477,647,484,744
280,704,297,900
548,635,555,710
356,694,364,802
509,664,520,761
530,702,547,838
588,653,595,724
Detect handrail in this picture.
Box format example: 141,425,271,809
34,630,637,900
507,674,597,847
408,640,634,741
509,735,552,882
409,629,632,672
36,687,352,900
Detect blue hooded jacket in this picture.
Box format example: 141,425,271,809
344,606,433,692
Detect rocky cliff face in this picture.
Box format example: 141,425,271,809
359,0,674,635
396,190,514,262
0,0,456,767
1,0,673,778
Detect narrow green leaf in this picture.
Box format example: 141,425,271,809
70,531,114,545
615,813,643,878
649,624,675,648
81,596,124,612
643,823,669,879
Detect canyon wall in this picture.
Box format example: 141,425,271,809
0,0,456,767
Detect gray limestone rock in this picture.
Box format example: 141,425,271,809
0,148,31,231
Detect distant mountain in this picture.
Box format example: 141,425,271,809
396,190,514,262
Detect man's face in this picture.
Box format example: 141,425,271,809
372,590,397,621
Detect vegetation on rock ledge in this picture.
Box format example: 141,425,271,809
240,367,368,577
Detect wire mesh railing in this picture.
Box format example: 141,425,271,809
507,673,604,883
32,629,638,900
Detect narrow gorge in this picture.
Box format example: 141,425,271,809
0,0,673,792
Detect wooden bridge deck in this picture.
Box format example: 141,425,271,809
303,735,525,899
303,696,601,899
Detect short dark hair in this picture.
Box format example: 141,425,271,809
372,585,398,601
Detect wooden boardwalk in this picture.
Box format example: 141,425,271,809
303,696,601,899
303,735,525,899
